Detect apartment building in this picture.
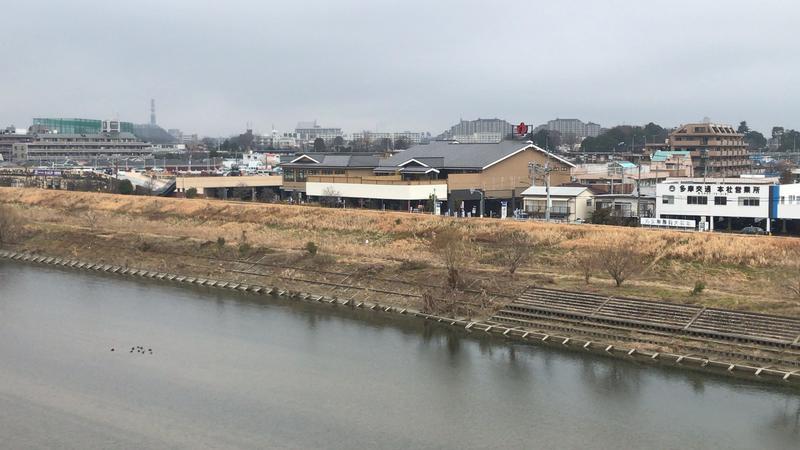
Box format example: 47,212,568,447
350,131,425,145
10,132,151,163
294,121,343,144
658,123,751,177
545,118,602,138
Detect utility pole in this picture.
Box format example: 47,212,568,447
529,161,552,221
636,156,642,217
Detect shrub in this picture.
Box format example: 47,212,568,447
118,179,134,195
185,187,198,199
238,242,252,256
305,241,318,255
216,236,226,247
0,205,23,246
431,225,471,290
691,280,706,296
399,260,430,271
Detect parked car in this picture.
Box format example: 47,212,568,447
740,226,766,235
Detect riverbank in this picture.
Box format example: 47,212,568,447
3,188,800,383
2,249,799,387
2,187,800,317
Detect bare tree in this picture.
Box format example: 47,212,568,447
431,226,471,290
571,251,600,284
84,210,98,232
0,205,22,246
598,239,648,287
783,260,800,301
497,229,563,277
320,187,341,208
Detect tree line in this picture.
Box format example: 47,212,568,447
578,120,796,153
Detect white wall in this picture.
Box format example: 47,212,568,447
775,184,800,219
656,181,770,219
307,181,448,201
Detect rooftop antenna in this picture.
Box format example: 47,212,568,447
150,99,156,126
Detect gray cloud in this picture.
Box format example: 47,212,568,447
1,0,797,136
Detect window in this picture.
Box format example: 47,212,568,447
586,199,593,206
738,197,760,206
687,196,707,205
662,195,674,204
714,196,727,205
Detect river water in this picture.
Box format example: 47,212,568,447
0,262,798,449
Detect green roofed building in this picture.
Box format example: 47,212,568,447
32,118,134,134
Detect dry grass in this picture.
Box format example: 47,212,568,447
2,187,800,316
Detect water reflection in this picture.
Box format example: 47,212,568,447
2,262,800,450
767,397,800,437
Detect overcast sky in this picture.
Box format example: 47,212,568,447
1,0,798,136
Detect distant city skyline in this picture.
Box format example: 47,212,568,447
2,0,799,136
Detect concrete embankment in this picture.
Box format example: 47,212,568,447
2,249,799,387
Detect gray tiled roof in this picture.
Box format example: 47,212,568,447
282,153,380,168
375,140,574,171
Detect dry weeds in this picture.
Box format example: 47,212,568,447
3,187,800,316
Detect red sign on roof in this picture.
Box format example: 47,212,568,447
516,122,527,136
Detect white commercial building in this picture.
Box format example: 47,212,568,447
306,179,447,202
656,178,776,232
773,184,800,219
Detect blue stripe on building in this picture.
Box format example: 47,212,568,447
770,185,780,218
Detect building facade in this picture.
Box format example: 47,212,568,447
663,123,751,177
350,131,425,146
32,118,135,135
521,186,595,222
294,121,343,144
656,177,775,231
439,118,513,141
375,140,575,215
545,118,602,139
11,132,151,163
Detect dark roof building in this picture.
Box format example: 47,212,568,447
375,140,574,173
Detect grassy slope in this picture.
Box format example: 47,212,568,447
2,187,799,317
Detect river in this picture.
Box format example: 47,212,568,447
0,262,798,449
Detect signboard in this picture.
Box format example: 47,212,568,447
500,201,508,219
516,122,528,136
667,184,763,196
434,201,441,216
641,217,696,229
33,169,62,177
